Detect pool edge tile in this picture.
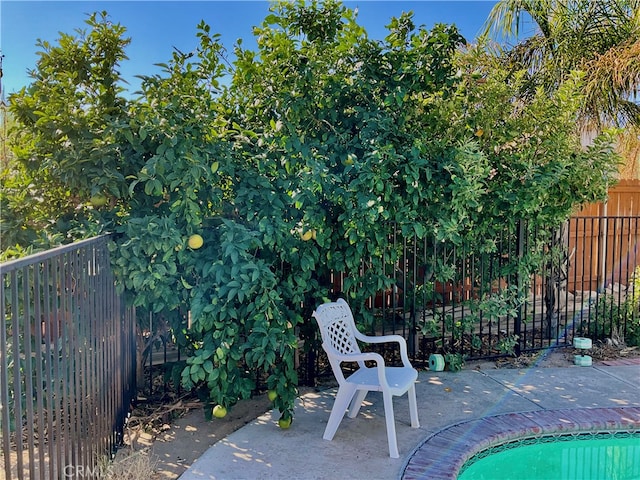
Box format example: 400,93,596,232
400,407,640,480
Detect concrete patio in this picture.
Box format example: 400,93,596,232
178,360,640,480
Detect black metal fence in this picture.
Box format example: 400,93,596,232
0,236,136,480
5,218,633,467
133,216,640,390
331,216,640,365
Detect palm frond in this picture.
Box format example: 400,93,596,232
481,0,552,40
582,39,640,128
485,0,640,132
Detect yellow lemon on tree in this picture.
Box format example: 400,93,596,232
300,230,313,241
90,194,108,207
267,390,278,402
278,415,292,429
343,153,356,166
188,234,204,249
212,405,227,418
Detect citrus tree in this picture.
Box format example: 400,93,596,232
6,1,619,422
110,0,474,421
6,12,133,255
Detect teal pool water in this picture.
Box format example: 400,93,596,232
458,433,640,480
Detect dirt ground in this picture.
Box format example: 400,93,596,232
146,394,274,479
116,344,639,479
117,384,323,479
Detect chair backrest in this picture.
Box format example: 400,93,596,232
312,299,363,383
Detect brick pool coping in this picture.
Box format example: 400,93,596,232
400,406,640,480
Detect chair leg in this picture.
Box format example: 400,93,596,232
408,384,420,428
323,384,357,441
382,391,399,458
347,389,368,419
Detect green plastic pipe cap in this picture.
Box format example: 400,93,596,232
573,337,593,350
574,354,593,366
429,353,445,371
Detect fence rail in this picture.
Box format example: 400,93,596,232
4,219,635,470
0,236,136,480
327,216,640,368
138,215,640,388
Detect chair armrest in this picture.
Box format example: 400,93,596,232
356,333,404,344
333,351,390,389
354,332,412,367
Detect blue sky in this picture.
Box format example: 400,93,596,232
1,1,514,97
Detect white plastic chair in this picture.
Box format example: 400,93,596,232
312,298,419,458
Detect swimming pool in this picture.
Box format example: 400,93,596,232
457,432,640,480
401,407,640,480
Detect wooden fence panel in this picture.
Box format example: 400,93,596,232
567,217,640,293
571,180,640,293
575,180,640,217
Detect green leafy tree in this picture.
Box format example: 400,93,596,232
111,0,481,418
1,109,39,256
481,0,635,332
6,1,620,421
483,0,640,130
482,0,639,176
7,12,133,249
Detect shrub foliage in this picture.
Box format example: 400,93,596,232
6,1,619,417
